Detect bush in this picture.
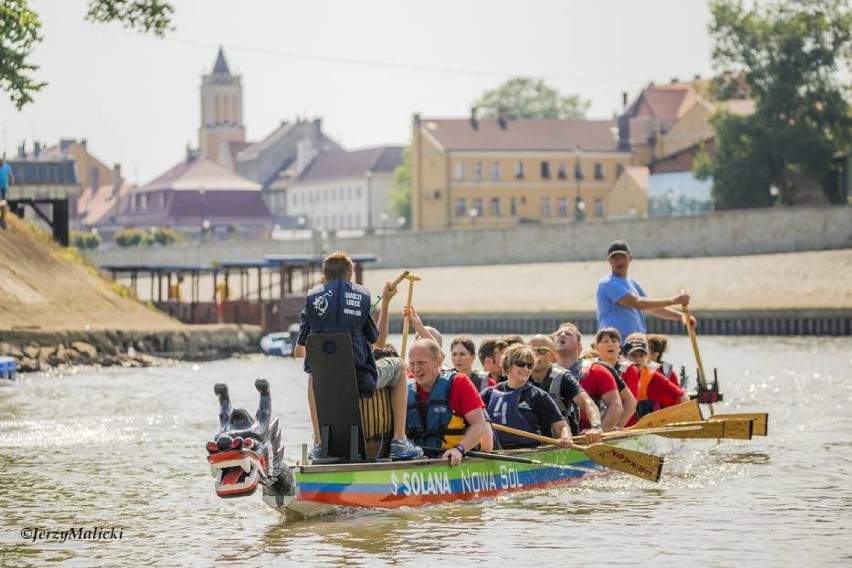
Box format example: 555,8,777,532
152,227,186,246
69,230,102,249
114,228,153,248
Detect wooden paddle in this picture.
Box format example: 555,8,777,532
628,400,703,429
399,273,421,358
708,413,768,437
491,423,663,482
595,421,727,441
420,446,598,474
681,292,714,416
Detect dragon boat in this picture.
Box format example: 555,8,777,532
205,334,767,518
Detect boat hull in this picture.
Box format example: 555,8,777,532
263,434,673,516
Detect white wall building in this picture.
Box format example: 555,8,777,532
287,146,403,232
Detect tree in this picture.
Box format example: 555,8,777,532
473,77,590,119
700,0,851,207
1,0,174,109
389,146,412,226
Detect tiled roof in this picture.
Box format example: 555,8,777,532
296,146,405,183
77,182,134,226
140,158,261,192
418,118,621,152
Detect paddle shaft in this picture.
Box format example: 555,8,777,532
682,296,714,416
391,270,410,288
491,423,662,482
399,278,416,358
420,446,597,473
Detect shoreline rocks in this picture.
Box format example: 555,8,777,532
0,326,262,373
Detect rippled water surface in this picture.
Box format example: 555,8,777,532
1,336,850,567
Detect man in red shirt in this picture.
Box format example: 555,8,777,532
552,324,635,431
407,338,492,465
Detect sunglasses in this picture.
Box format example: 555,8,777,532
513,361,534,370
533,346,553,355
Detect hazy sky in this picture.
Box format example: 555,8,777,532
2,0,716,185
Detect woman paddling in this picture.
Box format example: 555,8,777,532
480,344,572,449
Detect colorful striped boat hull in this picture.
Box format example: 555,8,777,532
262,434,673,516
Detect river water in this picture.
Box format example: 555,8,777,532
0,336,850,567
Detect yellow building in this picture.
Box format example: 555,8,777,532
411,115,634,230
608,166,648,218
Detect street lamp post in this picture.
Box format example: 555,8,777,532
365,169,373,233
574,146,585,221
379,211,388,234
468,207,479,227
769,184,780,206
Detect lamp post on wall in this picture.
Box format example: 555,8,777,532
379,211,388,234
365,169,374,233
666,188,676,216
574,146,586,221
769,184,780,207
468,207,479,227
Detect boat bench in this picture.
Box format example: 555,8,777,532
307,333,393,462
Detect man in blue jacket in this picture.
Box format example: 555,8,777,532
295,250,422,460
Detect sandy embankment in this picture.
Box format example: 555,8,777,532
363,250,851,314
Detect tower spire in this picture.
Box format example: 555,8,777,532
213,47,231,75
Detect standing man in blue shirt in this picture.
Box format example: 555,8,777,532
0,157,14,229
596,240,696,342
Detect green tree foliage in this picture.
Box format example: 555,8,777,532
0,1,173,109
473,77,590,119
389,146,412,226
114,227,153,247
69,230,102,250
700,0,851,208
0,1,46,109
152,226,185,246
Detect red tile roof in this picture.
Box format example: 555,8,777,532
419,118,622,152
140,158,261,192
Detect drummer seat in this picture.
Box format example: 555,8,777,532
307,333,392,461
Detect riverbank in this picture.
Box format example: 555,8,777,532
0,216,261,370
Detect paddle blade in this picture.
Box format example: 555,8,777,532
713,413,768,436
581,443,663,483
704,417,754,440
652,421,727,439
631,400,703,430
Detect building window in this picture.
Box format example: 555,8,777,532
575,160,585,180
515,161,525,179
490,197,501,216
541,161,551,179
454,161,466,181
140,194,148,210
594,163,604,180
510,197,517,216
595,198,605,217
490,161,501,180
541,197,551,217
356,186,361,199
473,161,483,181
558,197,569,216
472,197,483,217
160,193,166,210
455,197,467,217
558,162,568,179
615,163,625,178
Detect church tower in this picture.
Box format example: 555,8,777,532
198,47,245,161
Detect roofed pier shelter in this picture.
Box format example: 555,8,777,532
6,158,80,246
102,254,376,332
